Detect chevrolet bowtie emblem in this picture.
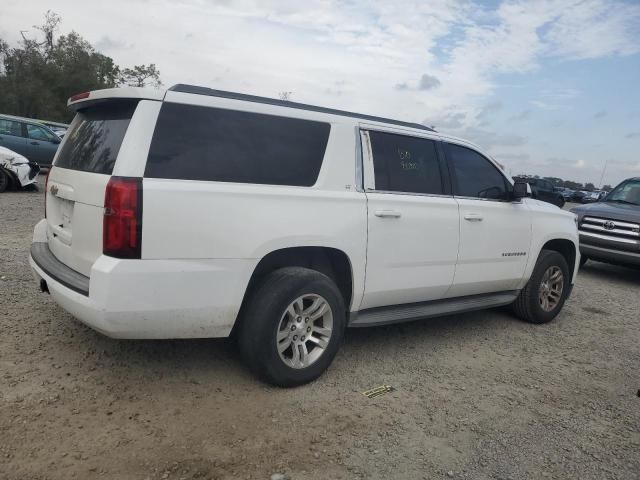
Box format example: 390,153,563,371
50,184,59,195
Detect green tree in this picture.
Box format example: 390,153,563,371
118,64,162,88
0,11,161,122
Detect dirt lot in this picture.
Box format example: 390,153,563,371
1,185,639,480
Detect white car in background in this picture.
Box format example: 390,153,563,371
0,145,40,192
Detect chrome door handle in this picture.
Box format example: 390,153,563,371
375,210,402,218
464,213,483,222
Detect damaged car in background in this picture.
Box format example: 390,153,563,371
0,146,40,192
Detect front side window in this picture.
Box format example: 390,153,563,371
27,124,55,142
0,119,23,137
145,103,331,186
446,143,508,200
368,130,443,195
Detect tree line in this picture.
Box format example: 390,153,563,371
515,174,612,192
0,11,162,123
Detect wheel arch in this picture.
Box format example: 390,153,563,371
236,246,354,329
540,238,577,281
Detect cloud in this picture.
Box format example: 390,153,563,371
395,73,441,91
418,73,441,90
530,100,555,110
544,0,640,59
625,132,640,139
458,127,528,148
593,110,607,119
1,0,638,185
94,35,133,52
495,153,530,161
508,109,531,121
428,111,466,129
475,100,502,127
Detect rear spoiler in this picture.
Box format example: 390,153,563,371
67,87,165,111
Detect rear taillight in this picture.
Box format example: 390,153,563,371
44,169,51,218
103,177,142,259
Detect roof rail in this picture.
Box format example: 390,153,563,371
169,84,435,132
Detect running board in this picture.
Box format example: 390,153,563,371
349,291,519,328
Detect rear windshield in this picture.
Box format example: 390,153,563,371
54,101,137,174
145,103,331,186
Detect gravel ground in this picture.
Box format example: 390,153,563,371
1,185,639,480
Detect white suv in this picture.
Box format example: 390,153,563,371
30,85,579,386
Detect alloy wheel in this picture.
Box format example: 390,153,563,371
276,294,333,369
538,266,564,312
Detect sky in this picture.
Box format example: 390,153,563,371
2,0,639,186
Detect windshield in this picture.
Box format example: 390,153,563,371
606,179,640,205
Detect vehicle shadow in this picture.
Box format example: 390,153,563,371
58,305,513,388
580,260,640,286
37,280,512,375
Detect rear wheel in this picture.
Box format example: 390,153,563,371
579,255,588,268
238,267,346,387
512,250,570,324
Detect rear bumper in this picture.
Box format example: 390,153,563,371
31,242,89,295
29,230,257,339
581,244,640,266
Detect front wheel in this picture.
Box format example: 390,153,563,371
512,250,570,324
238,267,346,387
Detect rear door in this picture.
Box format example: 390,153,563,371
0,118,28,156
46,100,142,276
25,123,60,166
444,141,531,297
360,128,459,310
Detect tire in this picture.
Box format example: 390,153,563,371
579,255,588,268
512,250,570,324
0,169,8,193
237,267,346,387
557,197,565,209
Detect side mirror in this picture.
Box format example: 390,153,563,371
52,136,61,144
512,181,529,200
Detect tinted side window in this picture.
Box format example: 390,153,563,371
369,131,443,195
145,103,331,186
0,119,23,137
447,143,507,200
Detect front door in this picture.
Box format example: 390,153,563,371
443,142,531,297
25,123,60,165
360,129,460,310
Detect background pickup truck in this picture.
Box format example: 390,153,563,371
571,177,640,267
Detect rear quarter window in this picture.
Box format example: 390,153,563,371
145,103,331,186
54,101,137,175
